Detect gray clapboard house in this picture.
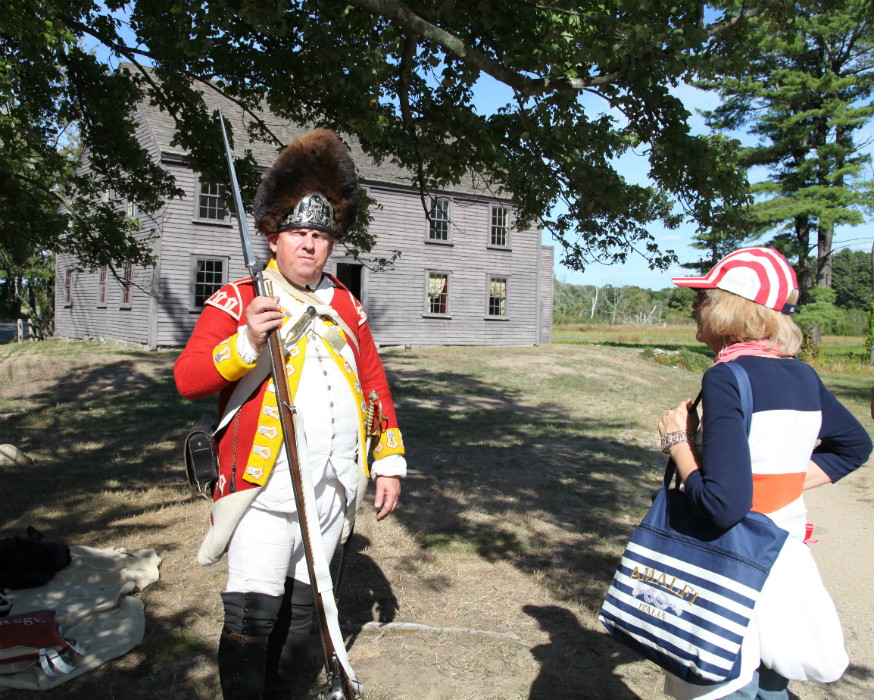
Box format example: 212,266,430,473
54,92,554,350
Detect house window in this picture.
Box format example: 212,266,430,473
193,257,226,309
426,272,449,315
198,182,228,220
428,197,450,242
97,265,107,306
65,270,73,305
488,276,508,317
490,206,509,247
126,201,138,220
121,263,132,306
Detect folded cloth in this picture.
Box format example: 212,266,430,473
0,545,161,691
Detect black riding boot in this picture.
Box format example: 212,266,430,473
263,578,316,700
218,590,284,700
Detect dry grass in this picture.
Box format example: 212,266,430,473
0,337,871,700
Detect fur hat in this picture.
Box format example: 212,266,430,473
253,128,358,239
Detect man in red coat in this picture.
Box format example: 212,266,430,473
175,129,406,700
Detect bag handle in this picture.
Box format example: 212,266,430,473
663,362,752,489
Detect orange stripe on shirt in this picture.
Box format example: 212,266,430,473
752,473,806,513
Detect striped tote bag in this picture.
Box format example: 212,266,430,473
598,363,788,685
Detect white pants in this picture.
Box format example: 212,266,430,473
226,478,346,596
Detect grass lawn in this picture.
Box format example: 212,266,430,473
0,333,871,700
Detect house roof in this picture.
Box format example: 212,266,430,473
132,67,503,200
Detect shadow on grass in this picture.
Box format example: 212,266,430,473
0,352,215,541
560,339,709,354
386,359,659,605
379,357,668,699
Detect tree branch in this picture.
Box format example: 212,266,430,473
346,0,780,95
66,18,285,148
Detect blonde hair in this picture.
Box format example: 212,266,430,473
702,288,802,356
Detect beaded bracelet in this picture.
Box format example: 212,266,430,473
660,430,695,454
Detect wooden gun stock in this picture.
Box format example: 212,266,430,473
266,327,358,700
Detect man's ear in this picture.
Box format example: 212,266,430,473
267,233,279,253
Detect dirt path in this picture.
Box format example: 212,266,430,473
800,466,874,699
0,342,871,700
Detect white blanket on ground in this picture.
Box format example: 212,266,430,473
0,545,161,691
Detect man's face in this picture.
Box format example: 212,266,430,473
267,227,335,287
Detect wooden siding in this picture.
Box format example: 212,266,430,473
358,185,544,347
152,162,272,348
54,114,165,345
54,250,155,345
539,245,554,344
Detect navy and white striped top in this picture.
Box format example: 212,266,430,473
684,356,872,531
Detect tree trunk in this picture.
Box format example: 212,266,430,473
869,239,873,366
794,216,813,293
816,220,834,288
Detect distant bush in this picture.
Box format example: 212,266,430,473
643,347,713,373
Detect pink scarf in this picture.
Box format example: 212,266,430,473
714,339,784,365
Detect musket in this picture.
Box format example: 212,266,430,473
218,109,359,700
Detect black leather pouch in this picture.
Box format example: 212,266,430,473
183,415,219,498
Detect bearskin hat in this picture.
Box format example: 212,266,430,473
253,128,359,239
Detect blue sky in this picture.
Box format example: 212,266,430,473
473,77,873,291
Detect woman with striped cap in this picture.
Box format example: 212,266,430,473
658,247,871,700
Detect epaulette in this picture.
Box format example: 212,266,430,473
205,278,254,321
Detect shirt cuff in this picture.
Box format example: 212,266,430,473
236,325,260,365
371,453,407,479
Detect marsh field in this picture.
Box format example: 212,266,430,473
0,327,872,700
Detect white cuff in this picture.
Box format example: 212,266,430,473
371,454,407,479
235,325,260,365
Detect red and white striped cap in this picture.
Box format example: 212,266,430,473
672,247,798,314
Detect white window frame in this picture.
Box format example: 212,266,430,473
97,265,107,307
427,196,451,243
64,270,74,306
424,270,451,317
489,205,510,248
120,262,133,308
191,256,228,311
197,181,229,222
486,274,509,319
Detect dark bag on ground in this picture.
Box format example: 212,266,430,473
0,528,71,590
183,415,219,498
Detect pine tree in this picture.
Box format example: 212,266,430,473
693,0,874,291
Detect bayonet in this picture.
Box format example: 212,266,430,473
218,108,267,295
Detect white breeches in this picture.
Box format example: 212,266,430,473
225,478,346,596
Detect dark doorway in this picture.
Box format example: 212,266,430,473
335,263,363,299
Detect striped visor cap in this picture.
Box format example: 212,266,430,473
672,247,799,314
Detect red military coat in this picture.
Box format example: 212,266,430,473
174,271,404,501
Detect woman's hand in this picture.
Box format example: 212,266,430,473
244,295,283,354
658,398,701,483
658,398,700,437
